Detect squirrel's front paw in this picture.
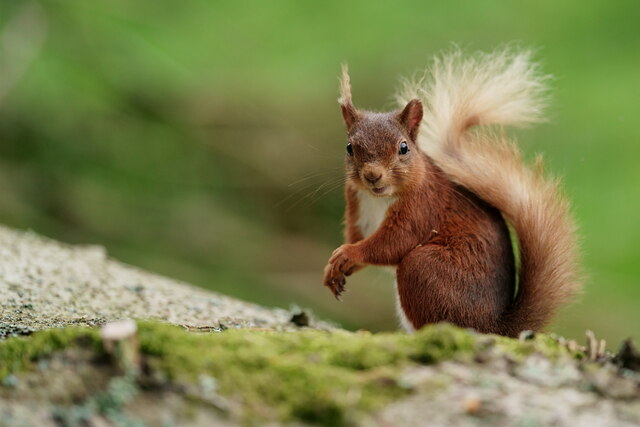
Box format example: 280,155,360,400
323,262,346,299
323,244,359,300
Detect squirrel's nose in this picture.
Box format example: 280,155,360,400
364,172,382,185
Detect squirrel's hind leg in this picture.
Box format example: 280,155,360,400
396,244,503,334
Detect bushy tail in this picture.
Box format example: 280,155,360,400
397,48,581,336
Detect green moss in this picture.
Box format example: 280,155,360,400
0,322,475,425
493,333,584,361
0,326,100,378
3,321,583,425
136,322,476,425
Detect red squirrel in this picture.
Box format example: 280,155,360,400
322,49,581,337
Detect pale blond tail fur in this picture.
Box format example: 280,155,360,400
397,48,581,334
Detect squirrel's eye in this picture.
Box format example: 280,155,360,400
399,141,409,155
346,142,353,156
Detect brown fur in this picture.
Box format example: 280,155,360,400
323,49,581,337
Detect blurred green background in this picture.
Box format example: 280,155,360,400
0,1,638,344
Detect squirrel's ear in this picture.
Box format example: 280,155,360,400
339,64,359,129
398,99,423,140
340,103,359,129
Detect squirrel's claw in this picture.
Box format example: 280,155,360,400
323,269,346,300
324,244,357,300
329,276,346,300
335,278,346,300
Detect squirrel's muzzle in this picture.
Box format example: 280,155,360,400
361,165,385,186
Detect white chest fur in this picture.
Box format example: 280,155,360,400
356,190,411,331
356,190,397,238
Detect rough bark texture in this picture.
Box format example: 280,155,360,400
0,225,331,335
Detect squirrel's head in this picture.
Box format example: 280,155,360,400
338,65,424,198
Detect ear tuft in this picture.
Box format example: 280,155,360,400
398,99,423,140
339,64,359,129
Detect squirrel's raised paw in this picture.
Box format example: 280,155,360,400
323,244,361,300
323,262,346,300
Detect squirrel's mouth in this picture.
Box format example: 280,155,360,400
371,186,388,195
